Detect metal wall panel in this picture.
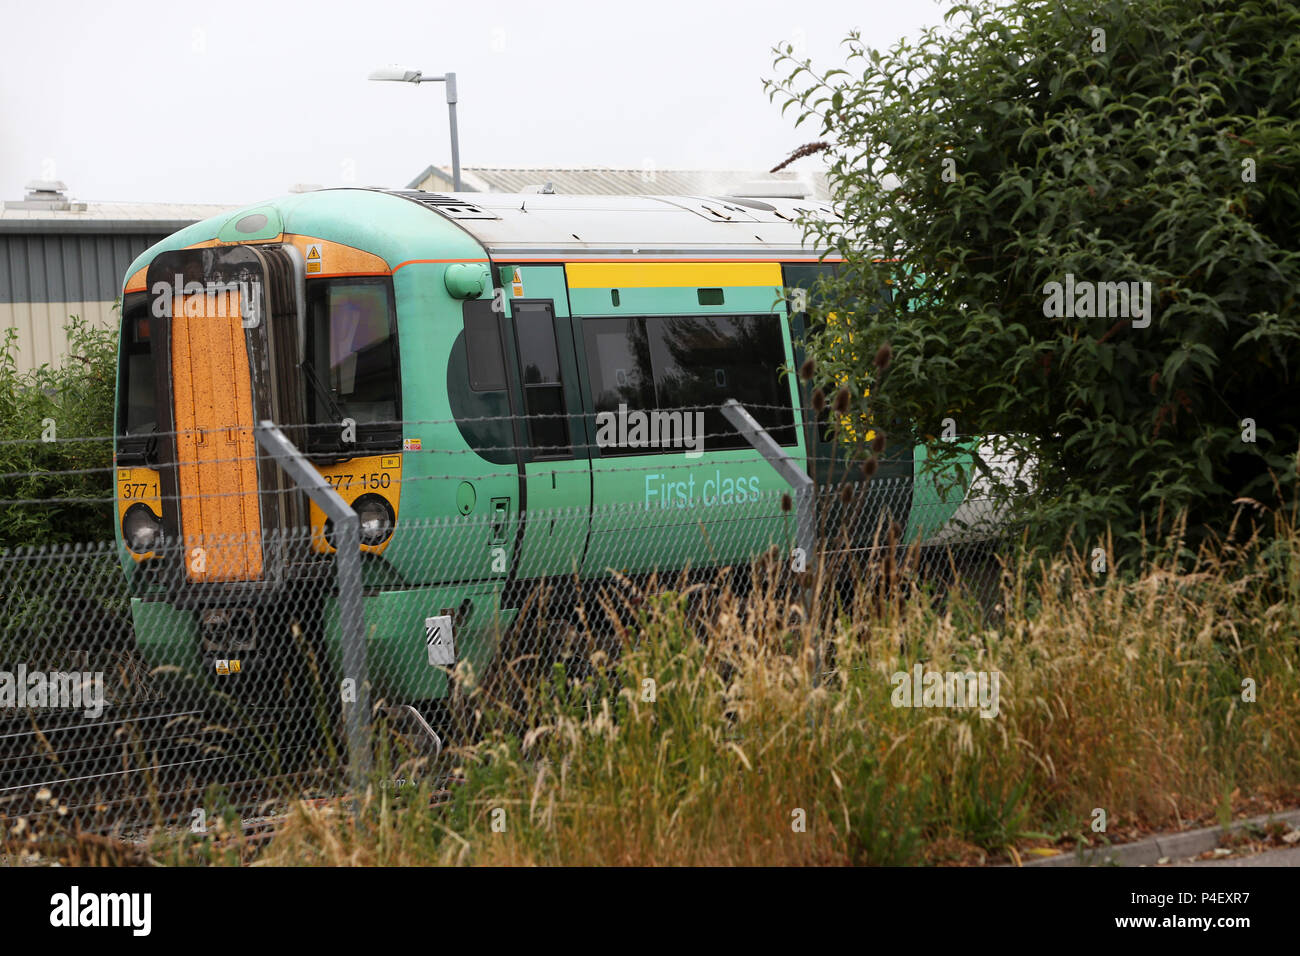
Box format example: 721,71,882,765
0,233,166,372
0,233,163,303
0,299,115,371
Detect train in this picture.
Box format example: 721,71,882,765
113,187,982,711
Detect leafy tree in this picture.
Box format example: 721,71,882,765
0,314,118,545
767,0,1300,559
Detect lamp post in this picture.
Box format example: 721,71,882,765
368,67,462,191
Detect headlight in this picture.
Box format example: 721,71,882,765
322,496,392,548
325,494,396,549
122,503,163,554
354,494,396,546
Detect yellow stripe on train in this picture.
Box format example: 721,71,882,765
565,261,783,289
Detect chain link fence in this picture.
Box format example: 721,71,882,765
0,418,1017,838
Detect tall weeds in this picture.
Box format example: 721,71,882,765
224,512,1300,864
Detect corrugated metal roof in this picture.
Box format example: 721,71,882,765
0,200,238,234
408,165,829,199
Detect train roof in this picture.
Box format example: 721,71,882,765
376,189,842,261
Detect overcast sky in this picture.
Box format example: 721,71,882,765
1,0,950,205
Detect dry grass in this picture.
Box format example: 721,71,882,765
237,510,1300,866
19,510,1295,867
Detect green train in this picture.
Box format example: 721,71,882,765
113,187,981,707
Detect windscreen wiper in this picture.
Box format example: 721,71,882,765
144,425,160,466
300,360,349,446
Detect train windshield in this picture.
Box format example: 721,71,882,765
303,278,400,449
118,292,155,434
115,291,156,465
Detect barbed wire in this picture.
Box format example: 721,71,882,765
0,404,827,446
0,459,936,509
0,480,1006,557
0,434,876,479
0,400,1003,511
0,417,985,468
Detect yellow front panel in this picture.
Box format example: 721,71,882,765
308,454,403,555
117,467,162,561
171,290,263,581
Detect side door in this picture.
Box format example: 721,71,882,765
499,268,592,580
566,261,807,578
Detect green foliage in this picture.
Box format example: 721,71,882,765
0,313,118,546
767,0,1300,558
844,766,933,865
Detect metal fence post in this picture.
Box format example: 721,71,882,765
254,421,372,796
721,400,814,557
720,400,821,684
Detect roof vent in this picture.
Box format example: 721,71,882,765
727,179,814,200
715,195,777,212
5,180,85,212
650,196,759,222
385,189,500,220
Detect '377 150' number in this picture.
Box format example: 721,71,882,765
325,472,391,491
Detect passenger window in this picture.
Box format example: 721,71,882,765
451,300,513,464
581,314,796,454
464,301,506,391
646,315,795,449
514,304,561,384
512,303,569,457
582,317,654,414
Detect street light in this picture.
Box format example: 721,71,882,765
368,67,462,191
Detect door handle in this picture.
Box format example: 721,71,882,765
490,498,510,543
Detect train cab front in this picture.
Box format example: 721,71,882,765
114,225,403,707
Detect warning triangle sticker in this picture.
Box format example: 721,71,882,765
307,245,321,260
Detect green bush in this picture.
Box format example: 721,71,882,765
0,313,118,546
767,0,1300,560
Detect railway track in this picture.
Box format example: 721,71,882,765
0,702,340,830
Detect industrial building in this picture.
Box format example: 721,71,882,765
0,182,232,372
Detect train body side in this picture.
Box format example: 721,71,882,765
113,188,981,703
